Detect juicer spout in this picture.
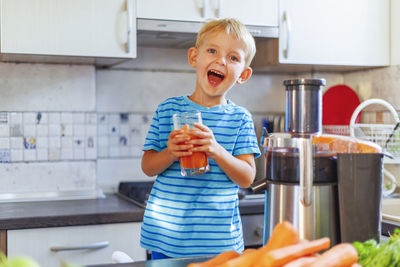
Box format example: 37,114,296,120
298,137,313,206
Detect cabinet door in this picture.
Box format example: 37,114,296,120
137,0,278,27
0,0,136,58
220,0,278,27
137,0,206,22
279,0,389,66
7,222,146,267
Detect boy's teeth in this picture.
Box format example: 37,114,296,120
207,70,224,86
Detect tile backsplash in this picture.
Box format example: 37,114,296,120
97,112,151,159
0,111,153,163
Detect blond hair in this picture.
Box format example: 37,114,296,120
195,18,256,68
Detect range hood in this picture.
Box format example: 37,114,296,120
137,18,279,49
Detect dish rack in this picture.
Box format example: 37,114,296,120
349,98,400,159
323,125,350,136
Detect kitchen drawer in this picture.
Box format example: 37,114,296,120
7,222,145,267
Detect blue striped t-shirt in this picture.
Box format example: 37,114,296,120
140,95,261,258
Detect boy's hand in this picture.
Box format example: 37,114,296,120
166,129,193,161
189,123,223,159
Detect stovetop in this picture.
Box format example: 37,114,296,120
117,181,154,208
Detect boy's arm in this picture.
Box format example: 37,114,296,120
141,149,176,177
213,149,256,188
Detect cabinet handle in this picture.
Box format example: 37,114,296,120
202,0,208,18
50,241,109,252
217,0,223,18
282,11,291,59
126,0,133,53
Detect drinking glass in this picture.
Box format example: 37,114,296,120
172,111,209,176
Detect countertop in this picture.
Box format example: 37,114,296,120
89,256,212,267
0,194,264,230
0,194,144,230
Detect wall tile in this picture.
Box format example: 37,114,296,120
10,113,22,124
61,112,73,124
24,125,36,136
0,125,10,137
37,125,49,136
49,113,61,124
23,113,36,124
37,149,49,161
10,137,23,149
10,149,23,162
0,138,10,149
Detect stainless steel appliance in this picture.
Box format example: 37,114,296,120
253,78,383,245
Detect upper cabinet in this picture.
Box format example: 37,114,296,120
137,0,278,27
0,0,136,65
277,0,389,66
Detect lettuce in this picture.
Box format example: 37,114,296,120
353,229,400,267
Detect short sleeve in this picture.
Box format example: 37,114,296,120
143,109,162,152
233,113,261,159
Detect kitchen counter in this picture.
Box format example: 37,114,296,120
382,219,400,236
89,256,213,267
0,194,144,230
0,194,264,230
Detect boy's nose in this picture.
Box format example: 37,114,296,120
216,56,226,66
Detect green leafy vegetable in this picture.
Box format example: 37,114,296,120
353,228,400,267
0,252,40,267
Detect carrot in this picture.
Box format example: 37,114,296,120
217,221,299,267
256,237,330,267
263,221,300,251
306,243,358,267
282,256,318,267
241,248,257,256
187,250,240,267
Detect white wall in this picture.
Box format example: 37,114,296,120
392,0,400,65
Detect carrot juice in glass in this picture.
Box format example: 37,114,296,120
172,111,210,176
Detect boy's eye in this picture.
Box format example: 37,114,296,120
207,48,216,54
230,55,239,62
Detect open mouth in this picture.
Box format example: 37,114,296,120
207,70,225,87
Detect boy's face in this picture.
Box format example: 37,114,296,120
188,31,252,103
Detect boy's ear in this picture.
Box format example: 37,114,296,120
188,47,198,68
236,67,253,84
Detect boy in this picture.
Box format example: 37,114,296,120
140,18,261,259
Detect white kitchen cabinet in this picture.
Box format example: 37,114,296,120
7,222,146,267
277,0,389,66
0,0,136,64
137,0,278,27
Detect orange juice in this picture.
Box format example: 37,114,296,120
173,113,210,176
179,135,208,169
